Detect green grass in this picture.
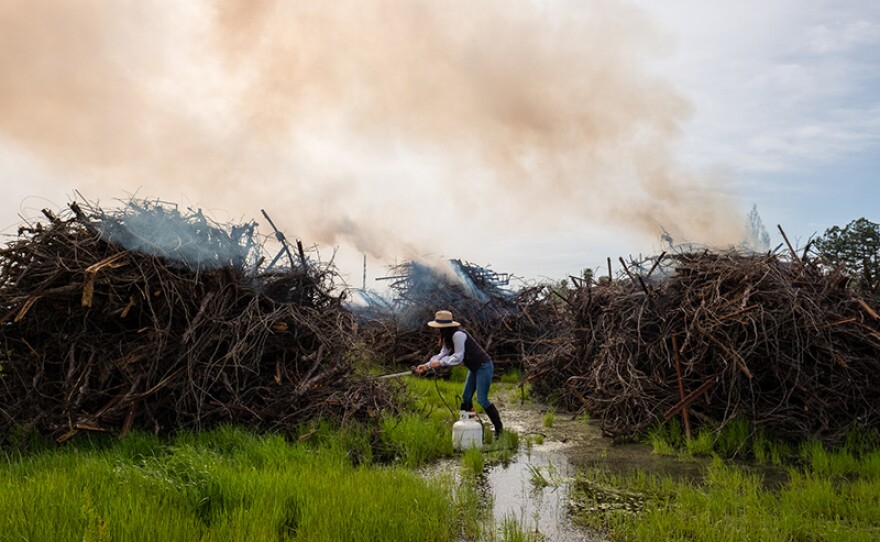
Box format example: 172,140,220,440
571,451,880,541
462,446,485,478
0,374,529,542
497,513,543,542
542,410,555,428
715,417,751,457
800,440,880,479
648,434,677,456
455,476,487,541
685,428,715,456
381,412,453,467
646,418,683,456
528,459,563,490
646,417,841,466
528,464,552,489
499,369,522,384
0,426,462,542
404,373,467,420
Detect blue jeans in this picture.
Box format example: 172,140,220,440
461,360,494,410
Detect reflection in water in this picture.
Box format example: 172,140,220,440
425,406,786,540
484,440,599,541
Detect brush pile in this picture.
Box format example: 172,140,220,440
0,200,394,444
527,250,880,444
357,260,559,369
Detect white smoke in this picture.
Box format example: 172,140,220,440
0,0,743,281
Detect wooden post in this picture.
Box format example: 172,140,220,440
777,225,801,269
663,377,717,420
607,257,613,282
671,335,691,440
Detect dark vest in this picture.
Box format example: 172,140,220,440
457,329,490,372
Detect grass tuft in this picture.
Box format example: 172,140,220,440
685,428,716,456
498,513,543,542
500,369,523,384
462,446,485,478
381,413,452,468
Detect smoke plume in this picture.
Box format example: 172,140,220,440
0,0,741,274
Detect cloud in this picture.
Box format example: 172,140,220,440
633,1,880,176
805,19,880,54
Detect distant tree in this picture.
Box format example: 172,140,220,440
814,217,880,295
743,204,771,252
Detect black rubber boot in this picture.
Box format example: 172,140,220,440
460,401,473,412
485,404,503,438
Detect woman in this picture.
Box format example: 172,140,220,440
415,309,503,438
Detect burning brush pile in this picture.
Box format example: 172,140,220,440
527,249,880,445
356,260,558,369
0,200,394,444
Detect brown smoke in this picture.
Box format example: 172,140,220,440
0,0,741,266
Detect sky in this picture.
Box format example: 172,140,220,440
0,0,877,289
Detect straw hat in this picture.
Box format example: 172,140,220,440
427,310,460,328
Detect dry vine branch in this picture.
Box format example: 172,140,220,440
0,200,395,444
526,250,880,445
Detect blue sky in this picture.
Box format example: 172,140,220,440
0,1,877,286
632,0,879,248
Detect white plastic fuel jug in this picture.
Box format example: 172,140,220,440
452,409,483,451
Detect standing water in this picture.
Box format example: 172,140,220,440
423,401,747,540
485,439,597,541
483,410,602,542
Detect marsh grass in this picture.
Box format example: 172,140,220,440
0,375,532,542
381,412,452,467
715,417,750,457
0,426,463,542
497,513,543,542
404,374,464,420
500,369,522,384
482,428,519,466
572,451,880,541
685,428,715,456
800,440,880,479
528,460,562,490
462,446,485,479
542,410,555,428
454,477,486,541
648,435,677,456
527,464,551,489
647,417,831,466
751,433,794,466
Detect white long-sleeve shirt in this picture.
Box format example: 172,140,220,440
429,330,468,367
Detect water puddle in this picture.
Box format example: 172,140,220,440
426,402,787,540
485,438,597,541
